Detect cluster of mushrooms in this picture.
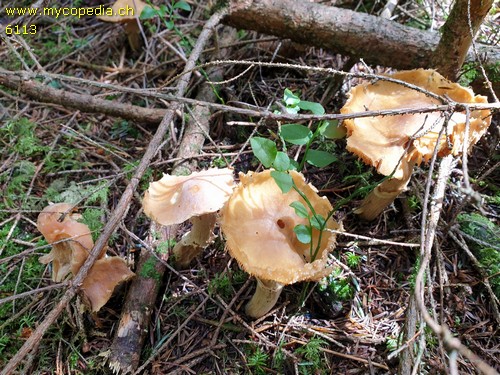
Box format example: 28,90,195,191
143,168,341,318
37,69,491,317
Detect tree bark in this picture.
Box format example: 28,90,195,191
431,0,494,80
223,0,499,70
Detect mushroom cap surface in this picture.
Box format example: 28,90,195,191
340,69,491,179
82,257,135,312
143,168,235,226
37,203,99,281
97,0,148,22
220,170,339,285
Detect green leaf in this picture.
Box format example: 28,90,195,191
273,151,290,171
250,137,277,168
284,88,300,107
305,149,337,168
173,1,191,11
320,120,346,139
298,100,325,115
280,124,312,145
310,214,326,230
271,171,293,193
294,224,312,244
140,5,160,19
290,201,309,219
289,159,299,170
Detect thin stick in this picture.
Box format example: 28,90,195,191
0,282,68,306
327,228,420,247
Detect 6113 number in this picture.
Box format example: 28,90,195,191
5,25,37,35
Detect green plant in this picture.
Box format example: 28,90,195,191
386,336,401,352
110,120,140,139
408,256,421,292
246,346,269,375
1,118,48,157
208,272,232,300
457,213,500,298
296,336,326,374
408,195,421,210
141,0,193,49
317,267,354,302
345,251,361,268
0,334,9,356
250,89,344,262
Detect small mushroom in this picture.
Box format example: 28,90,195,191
219,170,340,318
38,203,134,312
81,257,135,312
143,168,235,268
340,69,491,220
38,203,99,282
97,0,151,51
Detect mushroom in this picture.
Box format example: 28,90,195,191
97,0,151,51
81,257,135,312
38,203,135,312
219,170,341,318
143,168,235,268
38,203,99,282
340,69,491,220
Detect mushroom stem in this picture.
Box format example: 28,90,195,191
356,161,415,221
172,213,217,268
124,20,142,51
245,278,284,318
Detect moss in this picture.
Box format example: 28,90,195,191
458,213,500,298
138,256,162,281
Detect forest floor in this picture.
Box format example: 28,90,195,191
0,0,499,374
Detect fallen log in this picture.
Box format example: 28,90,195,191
223,0,499,70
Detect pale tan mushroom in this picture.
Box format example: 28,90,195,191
38,203,134,312
97,0,151,51
38,203,99,282
143,168,235,268
219,170,341,318
81,257,135,312
340,69,491,220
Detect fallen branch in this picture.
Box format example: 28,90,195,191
106,19,234,375
223,0,500,70
0,72,166,125
0,8,228,375
1,64,498,129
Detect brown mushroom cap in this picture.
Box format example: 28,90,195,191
143,168,235,226
340,69,491,179
37,203,135,311
97,0,148,22
220,170,340,285
37,203,100,281
82,257,135,312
